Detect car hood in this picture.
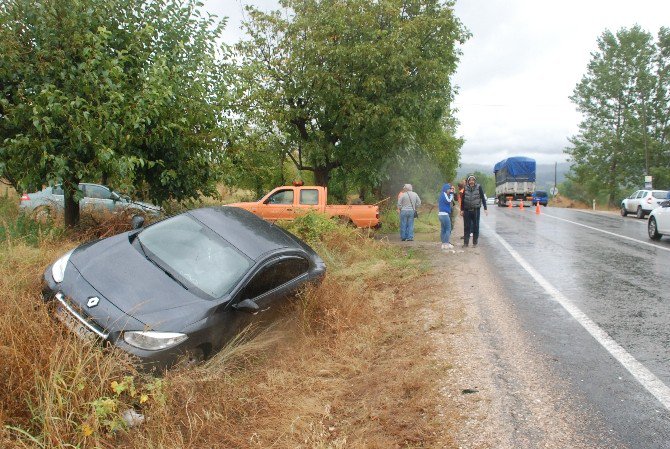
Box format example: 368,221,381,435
69,233,213,329
226,201,256,209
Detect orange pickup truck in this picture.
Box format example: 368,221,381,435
229,185,381,228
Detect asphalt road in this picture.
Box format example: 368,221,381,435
479,205,670,448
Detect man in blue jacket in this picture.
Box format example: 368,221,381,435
438,182,455,250
459,175,488,247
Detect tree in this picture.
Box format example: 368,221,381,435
0,0,230,227
233,0,467,192
567,26,670,204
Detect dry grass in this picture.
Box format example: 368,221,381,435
1,205,451,448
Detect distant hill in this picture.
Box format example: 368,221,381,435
456,162,571,190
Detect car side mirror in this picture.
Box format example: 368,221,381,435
111,192,121,202
232,298,260,314
131,215,145,229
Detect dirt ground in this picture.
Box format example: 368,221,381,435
387,216,620,449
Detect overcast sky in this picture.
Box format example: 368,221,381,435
207,0,670,167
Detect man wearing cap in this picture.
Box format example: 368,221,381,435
397,183,421,241
459,175,488,247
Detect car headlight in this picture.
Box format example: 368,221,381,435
123,331,188,351
52,249,75,283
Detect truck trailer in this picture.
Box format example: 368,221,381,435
494,157,536,207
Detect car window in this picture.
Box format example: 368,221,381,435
636,191,646,199
267,190,294,205
652,191,669,199
84,184,112,200
238,257,310,300
52,185,64,195
137,214,252,298
300,189,319,205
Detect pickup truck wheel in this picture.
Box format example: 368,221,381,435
648,217,662,240
636,206,645,219
620,205,627,217
334,216,355,227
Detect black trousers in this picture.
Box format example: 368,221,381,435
463,208,480,244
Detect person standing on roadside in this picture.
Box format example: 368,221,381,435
398,183,421,241
451,180,464,229
459,175,488,247
438,182,455,250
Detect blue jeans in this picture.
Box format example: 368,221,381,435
400,209,415,240
439,214,452,244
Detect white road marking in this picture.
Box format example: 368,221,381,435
542,212,670,253
489,228,670,411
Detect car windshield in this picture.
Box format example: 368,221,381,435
137,214,252,298
535,191,547,197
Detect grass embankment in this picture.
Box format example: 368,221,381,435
1,195,451,448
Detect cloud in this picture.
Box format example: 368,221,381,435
452,0,670,166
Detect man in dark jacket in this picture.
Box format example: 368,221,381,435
459,174,488,247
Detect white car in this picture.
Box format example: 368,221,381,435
621,189,669,219
648,198,670,240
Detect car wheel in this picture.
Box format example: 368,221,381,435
620,205,627,217
648,217,662,240
636,206,645,219
31,205,53,223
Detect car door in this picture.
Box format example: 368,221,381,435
657,201,670,234
81,184,116,212
262,189,295,221
628,190,642,212
215,256,310,348
295,188,321,215
237,256,310,312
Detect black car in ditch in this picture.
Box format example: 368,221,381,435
42,207,326,371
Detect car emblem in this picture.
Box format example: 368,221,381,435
87,297,100,308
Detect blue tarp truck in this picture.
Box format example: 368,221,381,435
493,157,536,207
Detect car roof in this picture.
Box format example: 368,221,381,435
188,207,298,261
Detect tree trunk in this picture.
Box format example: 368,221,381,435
64,182,80,228
314,167,330,187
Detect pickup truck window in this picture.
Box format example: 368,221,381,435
300,189,319,205
267,190,294,205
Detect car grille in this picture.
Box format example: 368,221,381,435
54,293,109,340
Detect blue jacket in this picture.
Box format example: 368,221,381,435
438,183,454,214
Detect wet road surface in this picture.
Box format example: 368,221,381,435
479,206,670,448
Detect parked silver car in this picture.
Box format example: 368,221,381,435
20,183,161,219
620,189,669,219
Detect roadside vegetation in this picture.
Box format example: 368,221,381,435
0,196,454,448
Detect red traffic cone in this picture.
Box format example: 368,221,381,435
519,199,524,209
535,201,541,214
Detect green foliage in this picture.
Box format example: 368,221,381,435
380,116,462,202
84,376,164,437
280,211,338,246
232,0,468,192
567,25,670,205
0,0,231,227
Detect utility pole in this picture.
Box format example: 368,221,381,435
550,162,559,197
